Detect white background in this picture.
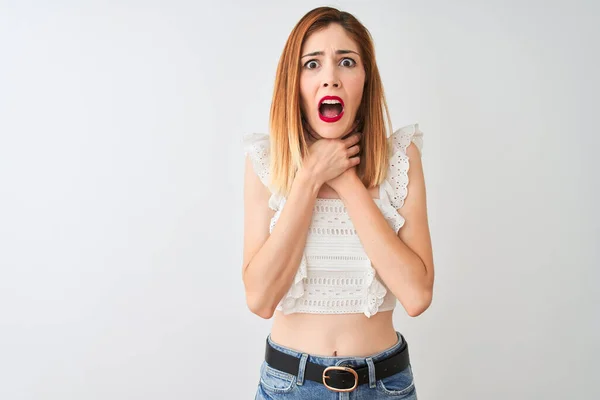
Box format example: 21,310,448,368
1,0,598,399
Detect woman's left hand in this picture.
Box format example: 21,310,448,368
326,128,361,192
327,161,359,193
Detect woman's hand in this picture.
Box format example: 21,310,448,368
301,132,361,188
327,161,359,193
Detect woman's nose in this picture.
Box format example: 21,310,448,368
322,75,340,88
322,65,340,88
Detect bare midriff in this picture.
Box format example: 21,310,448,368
269,310,398,357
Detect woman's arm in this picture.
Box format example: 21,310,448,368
331,143,435,317
242,156,320,319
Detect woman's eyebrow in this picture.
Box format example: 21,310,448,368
301,49,360,58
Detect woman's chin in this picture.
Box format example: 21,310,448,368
312,120,354,139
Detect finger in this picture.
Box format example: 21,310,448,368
349,156,360,167
347,144,360,157
343,132,361,147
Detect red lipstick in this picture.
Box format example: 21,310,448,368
318,95,345,123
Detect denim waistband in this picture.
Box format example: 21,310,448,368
266,331,405,368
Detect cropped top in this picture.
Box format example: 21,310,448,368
243,123,424,318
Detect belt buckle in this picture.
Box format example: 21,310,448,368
322,366,358,392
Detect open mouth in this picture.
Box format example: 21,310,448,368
318,96,344,123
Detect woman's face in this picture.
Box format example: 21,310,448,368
299,23,366,140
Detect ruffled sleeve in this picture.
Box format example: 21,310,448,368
243,133,271,188
243,133,284,211
276,253,308,314
364,266,388,318
378,123,424,231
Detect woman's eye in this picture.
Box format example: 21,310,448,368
340,58,356,67
304,60,319,69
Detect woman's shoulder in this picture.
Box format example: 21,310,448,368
243,132,271,159
387,123,424,157
379,123,424,211
243,132,286,211
243,132,271,187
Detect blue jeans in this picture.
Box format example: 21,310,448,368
254,332,417,399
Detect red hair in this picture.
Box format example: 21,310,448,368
269,6,392,196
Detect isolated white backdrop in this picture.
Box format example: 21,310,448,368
0,0,598,399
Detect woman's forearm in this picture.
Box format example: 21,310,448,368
243,168,321,318
335,174,433,317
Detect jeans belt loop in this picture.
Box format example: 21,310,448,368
365,357,377,388
296,353,309,386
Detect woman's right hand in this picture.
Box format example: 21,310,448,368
301,133,361,187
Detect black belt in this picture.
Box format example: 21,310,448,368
264,336,410,392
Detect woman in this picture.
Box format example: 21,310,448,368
243,6,434,399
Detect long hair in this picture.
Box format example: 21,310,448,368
269,6,392,196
